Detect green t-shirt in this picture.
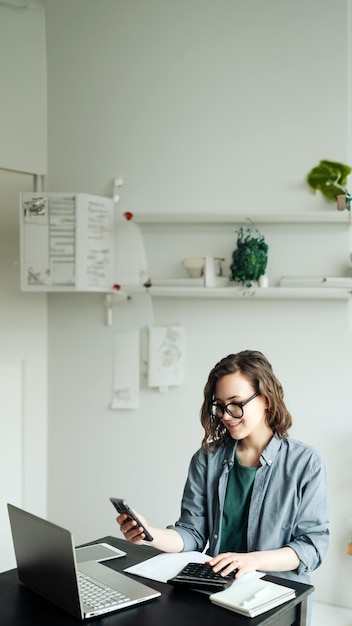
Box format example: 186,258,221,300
220,453,257,553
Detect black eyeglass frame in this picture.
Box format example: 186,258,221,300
210,391,260,419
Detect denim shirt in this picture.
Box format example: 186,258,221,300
168,435,330,586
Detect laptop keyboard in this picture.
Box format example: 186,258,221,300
78,571,131,610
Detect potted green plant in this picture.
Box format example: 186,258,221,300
230,220,269,287
306,159,352,209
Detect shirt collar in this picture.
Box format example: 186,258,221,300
224,433,282,466
260,434,282,466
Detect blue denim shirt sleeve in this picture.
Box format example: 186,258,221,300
167,446,213,551
249,436,330,580
167,435,330,584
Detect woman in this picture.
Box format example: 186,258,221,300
116,350,329,614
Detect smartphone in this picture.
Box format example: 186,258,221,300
110,497,153,542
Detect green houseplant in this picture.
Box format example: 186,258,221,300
306,159,351,208
230,220,269,287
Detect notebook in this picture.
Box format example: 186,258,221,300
7,503,161,619
210,577,296,617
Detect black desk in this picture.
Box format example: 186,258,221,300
0,536,313,626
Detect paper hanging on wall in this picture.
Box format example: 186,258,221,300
20,193,114,292
111,331,139,409
113,216,148,286
148,326,185,390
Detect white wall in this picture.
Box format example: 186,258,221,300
0,170,47,571
43,0,352,609
0,2,46,174
0,2,47,572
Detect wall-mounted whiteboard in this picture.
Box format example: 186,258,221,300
20,193,114,291
0,2,46,174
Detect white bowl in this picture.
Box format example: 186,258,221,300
182,257,205,278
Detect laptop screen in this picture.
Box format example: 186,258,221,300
8,503,83,618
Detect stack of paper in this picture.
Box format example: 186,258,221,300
210,578,295,617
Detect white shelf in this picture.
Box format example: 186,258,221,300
133,211,351,225
105,209,352,324
105,286,352,324
109,286,352,300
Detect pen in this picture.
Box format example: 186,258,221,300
240,586,269,607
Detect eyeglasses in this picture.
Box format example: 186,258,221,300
210,391,260,420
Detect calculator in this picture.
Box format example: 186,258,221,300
167,562,235,592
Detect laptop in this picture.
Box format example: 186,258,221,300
7,503,161,619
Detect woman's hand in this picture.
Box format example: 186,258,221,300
207,552,259,578
116,512,150,545
208,547,299,578
115,512,185,552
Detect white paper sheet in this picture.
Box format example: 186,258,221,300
124,551,209,583
75,194,114,290
124,551,264,585
20,192,114,291
113,217,148,285
148,326,185,389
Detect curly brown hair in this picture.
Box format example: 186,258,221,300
200,350,292,450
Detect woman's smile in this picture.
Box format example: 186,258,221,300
223,418,243,431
